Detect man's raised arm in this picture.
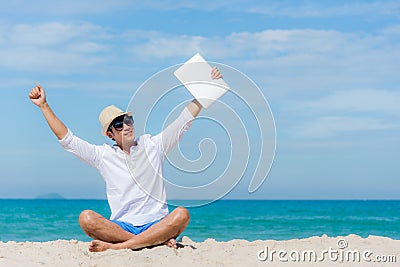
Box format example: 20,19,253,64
28,84,68,140
152,67,223,154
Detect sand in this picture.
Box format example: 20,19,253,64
0,235,399,267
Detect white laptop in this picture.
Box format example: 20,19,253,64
174,53,230,109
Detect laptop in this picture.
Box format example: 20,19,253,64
174,53,230,109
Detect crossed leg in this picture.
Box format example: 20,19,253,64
78,209,134,243
78,207,190,252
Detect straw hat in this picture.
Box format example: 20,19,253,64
99,105,132,136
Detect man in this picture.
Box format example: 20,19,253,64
28,67,223,252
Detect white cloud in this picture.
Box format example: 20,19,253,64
1,0,132,15
1,20,399,104
119,26,400,117
124,26,399,69
0,22,110,73
247,1,400,18
10,23,91,46
2,21,400,149
284,89,400,140
383,25,400,35
123,29,353,69
2,0,400,19
0,0,267,15
298,116,397,139
297,89,400,115
132,0,230,11
127,35,208,60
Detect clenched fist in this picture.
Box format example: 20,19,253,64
29,84,47,108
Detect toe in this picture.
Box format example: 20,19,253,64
169,239,177,249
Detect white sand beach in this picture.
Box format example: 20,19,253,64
0,235,398,267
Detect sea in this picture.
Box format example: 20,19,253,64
0,200,399,242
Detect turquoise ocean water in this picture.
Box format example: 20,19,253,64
0,200,399,242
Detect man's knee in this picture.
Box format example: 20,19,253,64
78,210,99,229
174,207,190,224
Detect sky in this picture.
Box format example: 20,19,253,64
1,0,399,200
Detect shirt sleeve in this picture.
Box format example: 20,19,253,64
152,107,195,155
59,129,103,169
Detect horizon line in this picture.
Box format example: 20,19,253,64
1,198,400,201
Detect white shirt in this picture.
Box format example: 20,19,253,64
59,107,194,226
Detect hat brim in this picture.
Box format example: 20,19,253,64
101,111,132,136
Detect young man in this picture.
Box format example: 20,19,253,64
28,67,223,252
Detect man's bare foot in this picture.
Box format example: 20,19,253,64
163,238,177,249
88,240,113,252
89,238,177,252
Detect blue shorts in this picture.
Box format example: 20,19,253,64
110,218,163,235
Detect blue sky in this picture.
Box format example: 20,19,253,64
1,0,399,199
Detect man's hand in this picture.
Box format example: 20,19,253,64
28,83,68,140
211,66,223,80
29,84,47,108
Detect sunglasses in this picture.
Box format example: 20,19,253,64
108,115,134,132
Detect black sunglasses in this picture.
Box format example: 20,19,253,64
108,115,134,132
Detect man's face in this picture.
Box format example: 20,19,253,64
106,115,135,148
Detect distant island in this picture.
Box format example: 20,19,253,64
35,193,65,199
